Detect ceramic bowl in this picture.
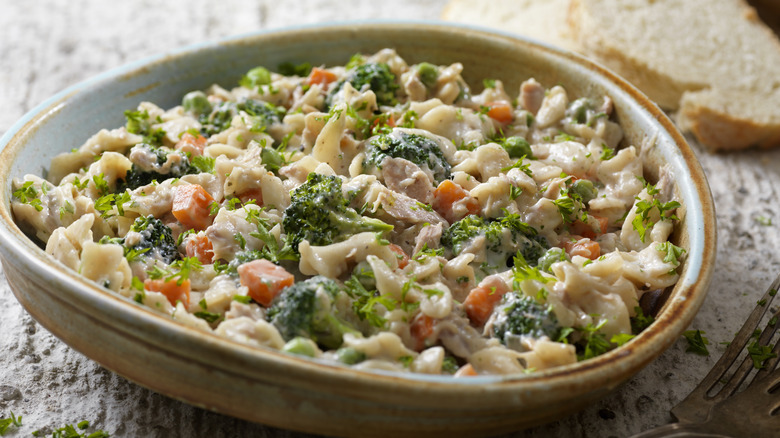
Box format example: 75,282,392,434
0,22,716,437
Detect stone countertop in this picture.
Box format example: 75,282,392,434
1,1,778,437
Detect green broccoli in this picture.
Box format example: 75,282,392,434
364,130,452,184
267,276,359,350
282,173,393,253
120,144,197,190
198,99,285,136
326,62,399,107
129,215,178,263
491,292,560,348
101,215,178,264
441,213,548,274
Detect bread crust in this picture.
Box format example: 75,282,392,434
442,0,780,150
680,94,780,151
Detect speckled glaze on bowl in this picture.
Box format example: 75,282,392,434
0,22,715,437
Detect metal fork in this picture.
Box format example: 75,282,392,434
630,274,780,438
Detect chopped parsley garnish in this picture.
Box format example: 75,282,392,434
610,333,635,346
631,306,654,333
233,294,253,304
656,241,686,267
682,329,710,356
600,145,615,161
578,318,610,361
631,185,681,243
756,215,772,226
747,339,777,369
0,412,22,435
13,181,43,211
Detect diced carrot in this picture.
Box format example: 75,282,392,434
485,101,514,124
172,184,215,231
433,180,481,223
144,278,191,307
463,275,510,326
237,259,295,307
306,67,338,88
174,132,207,157
237,187,264,206
388,243,410,269
563,238,601,260
185,233,214,265
454,363,479,377
571,215,609,239
410,313,435,351
594,215,608,234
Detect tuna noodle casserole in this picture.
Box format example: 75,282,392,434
12,50,684,376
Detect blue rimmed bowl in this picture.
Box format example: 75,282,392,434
0,22,716,437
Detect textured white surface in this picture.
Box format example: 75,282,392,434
1,1,779,437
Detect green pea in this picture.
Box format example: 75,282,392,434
241,66,272,89
567,98,594,124
571,179,598,205
282,337,317,357
501,136,533,159
182,91,211,115
417,62,439,88
537,247,568,274
336,347,366,365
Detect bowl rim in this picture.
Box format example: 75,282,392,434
0,21,716,394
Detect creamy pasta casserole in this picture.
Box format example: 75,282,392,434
12,50,684,376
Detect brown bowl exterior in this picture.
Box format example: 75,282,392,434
0,22,716,437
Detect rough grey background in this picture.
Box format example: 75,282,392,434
1,1,778,436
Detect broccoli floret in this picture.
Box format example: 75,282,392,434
198,99,285,136
441,214,548,273
121,144,197,190
491,292,559,348
267,276,359,350
364,130,452,184
282,173,393,253
124,215,178,263
327,62,399,107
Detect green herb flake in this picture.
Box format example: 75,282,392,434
610,333,635,346
631,306,654,332
656,241,686,266
682,330,710,356
578,319,611,361
0,412,22,435
747,339,777,369
12,181,43,211
756,216,772,226
232,295,252,304
194,310,222,324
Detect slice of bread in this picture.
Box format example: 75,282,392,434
442,0,780,151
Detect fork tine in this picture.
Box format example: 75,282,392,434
715,306,780,399
671,273,780,423
754,307,780,381
697,274,780,395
